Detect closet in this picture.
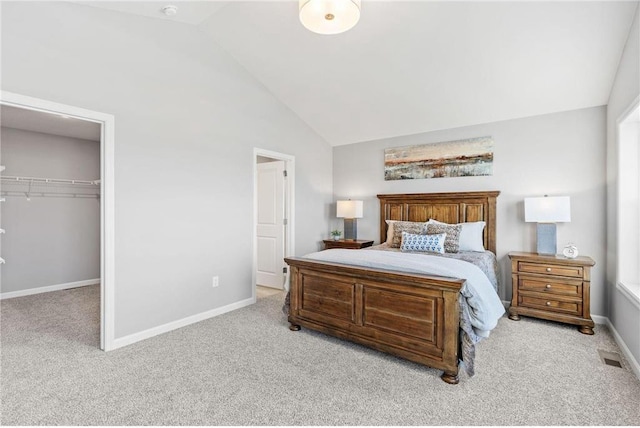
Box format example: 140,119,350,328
0,105,101,303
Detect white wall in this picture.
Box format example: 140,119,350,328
0,127,100,293
0,2,333,339
606,4,640,366
333,107,607,313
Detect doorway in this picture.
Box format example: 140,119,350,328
253,149,294,299
0,91,115,350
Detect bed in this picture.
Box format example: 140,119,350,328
284,191,501,384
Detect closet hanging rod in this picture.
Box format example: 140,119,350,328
0,191,100,199
0,175,100,186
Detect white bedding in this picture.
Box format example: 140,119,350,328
303,248,505,337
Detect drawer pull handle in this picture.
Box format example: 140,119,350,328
545,284,552,289
546,301,551,306
546,268,552,272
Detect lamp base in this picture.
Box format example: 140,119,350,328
536,223,557,255
344,218,358,241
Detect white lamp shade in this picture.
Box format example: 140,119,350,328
524,196,571,223
299,0,361,35
336,200,363,218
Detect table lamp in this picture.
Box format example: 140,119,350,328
336,200,363,240
524,196,571,255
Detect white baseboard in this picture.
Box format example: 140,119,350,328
591,314,608,325
592,314,640,380
0,278,100,300
112,296,257,350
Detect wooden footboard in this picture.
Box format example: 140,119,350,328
285,257,464,384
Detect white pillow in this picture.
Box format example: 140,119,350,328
400,231,446,254
428,219,486,252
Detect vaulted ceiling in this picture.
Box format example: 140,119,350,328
73,1,638,146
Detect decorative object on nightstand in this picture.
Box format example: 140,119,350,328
508,251,595,335
336,200,363,240
330,230,342,241
562,243,579,259
524,195,571,255
323,239,373,250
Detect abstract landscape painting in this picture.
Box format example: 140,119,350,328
384,137,494,180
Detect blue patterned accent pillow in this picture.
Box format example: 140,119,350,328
400,232,446,254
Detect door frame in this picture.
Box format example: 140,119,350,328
252,148,295,300
0,90,116,351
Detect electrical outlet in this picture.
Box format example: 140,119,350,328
212,276,219,288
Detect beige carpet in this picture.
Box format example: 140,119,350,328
256,285,284,299
1,284,639,425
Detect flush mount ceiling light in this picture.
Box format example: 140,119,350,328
299,0,361,35
161,5,178,16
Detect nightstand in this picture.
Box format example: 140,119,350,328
508,252,596,334
323,239,374,250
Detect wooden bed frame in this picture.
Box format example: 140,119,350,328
284,191,499,384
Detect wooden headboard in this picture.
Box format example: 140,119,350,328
378,191,500,254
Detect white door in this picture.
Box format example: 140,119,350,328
256,160,285,289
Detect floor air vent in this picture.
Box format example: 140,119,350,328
598,349,624,368
604,358,623,368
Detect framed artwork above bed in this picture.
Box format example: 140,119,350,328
384,137,494,181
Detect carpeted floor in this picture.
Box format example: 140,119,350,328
1,284,639,425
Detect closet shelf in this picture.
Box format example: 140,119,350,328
1,175,100,186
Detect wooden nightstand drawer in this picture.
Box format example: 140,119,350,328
519,295,580,315
518,277,582,297
518,261,583,278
